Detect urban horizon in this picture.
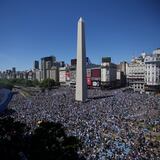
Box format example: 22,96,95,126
1,47,160,72
0,0,160,71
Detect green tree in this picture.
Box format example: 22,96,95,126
32,79,40,86
0,117,28,160
0,79,13,90
40,79,55,89
0,117,84,160
29,121,82,160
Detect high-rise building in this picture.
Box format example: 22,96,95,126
117,61,128,87
33,61,39,70
71,57,91,66
41,56,56,80
11,67,16,79
102,57,111,63
12,67,16,73
60,61,65,67
71,59,77,66
50,66,59,82
34,69,41,81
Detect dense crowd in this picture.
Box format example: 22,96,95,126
3,87,160,159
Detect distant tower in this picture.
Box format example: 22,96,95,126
75,17,87,101
33,60,39,69
12,67,16,73
41,56,56,80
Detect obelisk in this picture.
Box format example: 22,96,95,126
75,17,87,102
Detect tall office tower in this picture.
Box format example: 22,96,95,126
71,57,91,66
12,67,16,73
41,56,56,80
11,67,16,79
75,17,87,101
33,61,39,69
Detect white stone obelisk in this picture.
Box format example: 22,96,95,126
75,17,87,102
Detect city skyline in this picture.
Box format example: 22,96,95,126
0,0,160,71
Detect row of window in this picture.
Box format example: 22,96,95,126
146,65,160,69
145,57,160,61
147,78,160,83
147,71,160,75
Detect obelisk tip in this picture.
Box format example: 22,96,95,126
79,17,83,22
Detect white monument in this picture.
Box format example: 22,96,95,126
75,17,87,102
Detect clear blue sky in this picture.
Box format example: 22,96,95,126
0,0,160,71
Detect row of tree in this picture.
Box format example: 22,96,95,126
0,79,14,90
0,117,85,160
40,79,60,90
0,78,60,90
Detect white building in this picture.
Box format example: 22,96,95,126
127,53,146,92
127,49,160,93
27,70,34,80
34,69,41,81
50,66,59,82
144,48,160,92
101,57,117,87
59,67,67,84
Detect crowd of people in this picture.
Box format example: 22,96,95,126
3,86,160,159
